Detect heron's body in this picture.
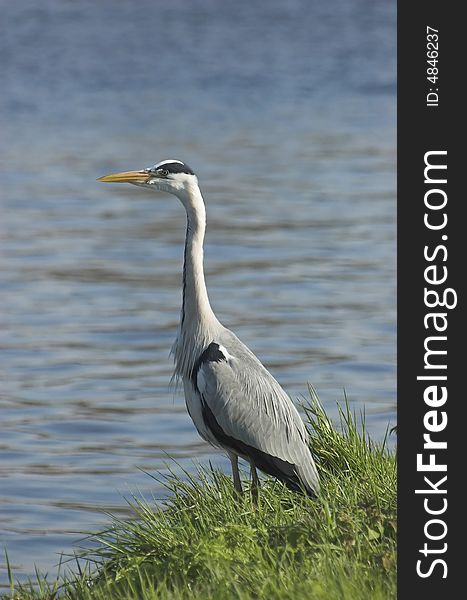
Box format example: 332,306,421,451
99,159,320,497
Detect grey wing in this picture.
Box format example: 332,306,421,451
195,342,320,496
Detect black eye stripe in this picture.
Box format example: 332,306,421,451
153,161,195,176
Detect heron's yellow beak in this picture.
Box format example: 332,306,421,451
97,170,150,184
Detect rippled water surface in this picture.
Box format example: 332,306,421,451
1,0,396,582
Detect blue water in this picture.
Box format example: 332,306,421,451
0,0,396,583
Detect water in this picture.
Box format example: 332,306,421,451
0,0,396,583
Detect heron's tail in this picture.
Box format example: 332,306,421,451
295,455,320,498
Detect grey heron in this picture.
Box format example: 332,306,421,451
98,159,320,498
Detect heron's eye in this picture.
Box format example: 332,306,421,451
157,169,169,177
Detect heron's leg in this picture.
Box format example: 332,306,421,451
250,461,260,505
229,453,243,495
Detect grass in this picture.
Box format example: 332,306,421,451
2,387,396,599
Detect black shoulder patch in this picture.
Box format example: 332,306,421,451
191,343,226,390
198,342,226,364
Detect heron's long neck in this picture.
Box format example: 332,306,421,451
181,188,218,331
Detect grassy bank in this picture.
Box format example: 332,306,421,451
4,389,396,599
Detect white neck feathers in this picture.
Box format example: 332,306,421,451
171,184,222,379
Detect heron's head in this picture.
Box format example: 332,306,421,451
98,159,198,199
